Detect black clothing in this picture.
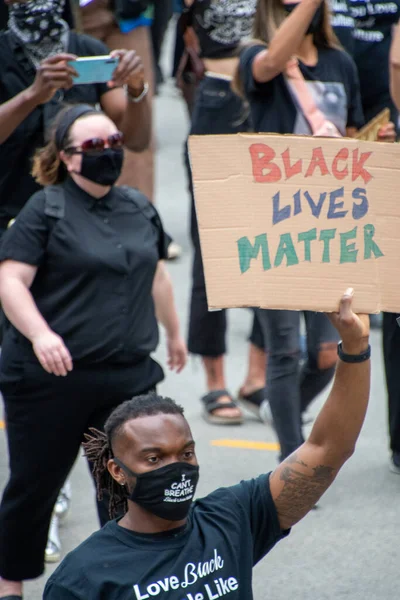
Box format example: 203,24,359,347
0,0,76,30
240,44,364,136
0,179,170,365
186,76,264,356
383,312,400,454
0,30,110,228
329,0,355,55
0,178,170,580
190,0,257,60
350,0,400,121
0,360,158,580
44,474,289,599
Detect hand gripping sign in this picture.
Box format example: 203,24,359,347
188,133,400,313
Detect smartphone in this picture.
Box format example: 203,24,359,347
69,56,118,85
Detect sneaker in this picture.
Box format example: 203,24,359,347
45,514,61,563
167,241,182,261
259,399,274,428
55,480,72,521
389,452,400,474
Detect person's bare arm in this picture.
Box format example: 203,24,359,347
152,261,187,372
269,289,370,530
252,0,323,84
0,53,77,145
101,50,151,152
0,260,73,375
390,23,400,110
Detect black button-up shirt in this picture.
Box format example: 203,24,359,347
0,178,171,366
0,30,111,227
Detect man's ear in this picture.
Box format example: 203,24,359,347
107,458,127,486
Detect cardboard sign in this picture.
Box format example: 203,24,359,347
188,133,400,313
354,108,390,141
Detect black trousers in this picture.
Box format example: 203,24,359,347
0,356,162,580
186,76,265,356
383,312,400,454
151,0,173,85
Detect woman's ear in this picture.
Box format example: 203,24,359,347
59,150,72,173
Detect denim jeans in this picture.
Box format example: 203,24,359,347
185,75,264,356
256,309,339,461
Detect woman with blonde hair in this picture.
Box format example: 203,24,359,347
235,0,395,461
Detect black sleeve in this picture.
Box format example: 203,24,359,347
150,204,173,261
343,53,365,129
43,581,82,600
0,191,49,266
229,473,290,565
239,44,277,97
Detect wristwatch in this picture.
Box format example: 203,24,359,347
337,342,371,363
125,82,149,103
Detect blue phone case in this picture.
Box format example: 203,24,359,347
70,56,118,85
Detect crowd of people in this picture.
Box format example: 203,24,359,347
0,0,398,598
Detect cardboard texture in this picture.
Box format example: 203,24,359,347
188,133,400,313
354,108,390,141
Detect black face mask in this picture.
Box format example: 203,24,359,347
79,148,124,186
284,3,323,35
114,459,200,521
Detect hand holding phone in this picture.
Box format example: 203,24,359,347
68,56,119,85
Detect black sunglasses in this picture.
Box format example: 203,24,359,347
64,131,124,155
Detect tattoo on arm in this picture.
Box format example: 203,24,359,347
274,453,335,528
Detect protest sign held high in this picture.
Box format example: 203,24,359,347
188,134,400,313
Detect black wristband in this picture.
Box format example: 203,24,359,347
337,342,371,363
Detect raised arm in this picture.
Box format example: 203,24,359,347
101,50,151,152
269,289,370,530
390,22,400,110
0,53,77,145
252,0,323,84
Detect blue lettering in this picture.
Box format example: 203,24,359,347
352,188,369,220
327,187,347,219
304,190,327,218
272,191,291,225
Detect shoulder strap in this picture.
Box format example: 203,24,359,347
285,59,341,137
44,185,65,219
118,185,155,220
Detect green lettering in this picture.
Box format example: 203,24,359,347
340,227,358,263
274,233,299,268
319,229,336,263
298,228,317,262
237,233,271,273
363,224,384,259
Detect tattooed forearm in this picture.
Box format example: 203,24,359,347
274,453,336,528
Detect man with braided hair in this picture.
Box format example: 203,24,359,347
44,289,371,600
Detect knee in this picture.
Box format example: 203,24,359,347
317,343,338,370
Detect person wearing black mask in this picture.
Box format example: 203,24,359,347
44,300,371,599
0,0,151,238
0,104,186,599
232,0,395,464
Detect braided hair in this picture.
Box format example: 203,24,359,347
83,393,185,519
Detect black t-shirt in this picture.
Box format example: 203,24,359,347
329,0,355,55
350,0,400,118
190,0,257,59
240,44,364,135
0,30,111,227
44,474,289,600
0,178,170,366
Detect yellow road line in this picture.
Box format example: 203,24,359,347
211,439,279,451
0,420,4,430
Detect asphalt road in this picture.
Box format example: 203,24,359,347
0,27,399,600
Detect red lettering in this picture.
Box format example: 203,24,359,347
282,148,302,180
352,149,373,184
305,147,330,178
332,148,349,180
249,144,281,183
